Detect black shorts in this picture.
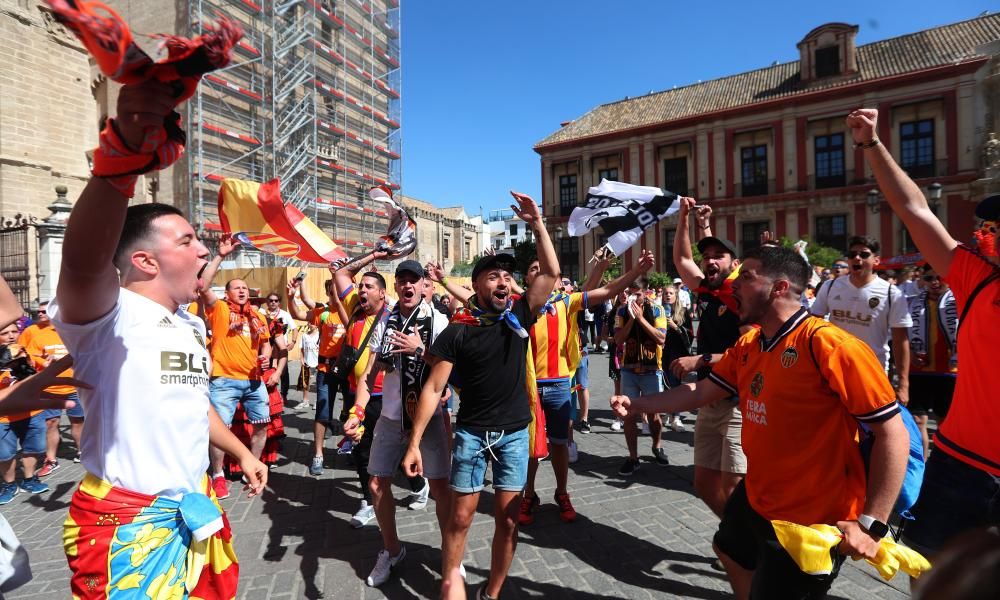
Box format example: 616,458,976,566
906,373,955,418
714,481,845,600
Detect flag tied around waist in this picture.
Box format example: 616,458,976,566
567,179,681,256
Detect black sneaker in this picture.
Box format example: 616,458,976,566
578,420,591,434
653,447,669,466
618,458,640,476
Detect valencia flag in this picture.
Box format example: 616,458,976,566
218,179,347,264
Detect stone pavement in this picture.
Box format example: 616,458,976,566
3,354,912,599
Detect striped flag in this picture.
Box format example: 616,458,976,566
232,232,300,257
218,179,348,264
567,179,680,256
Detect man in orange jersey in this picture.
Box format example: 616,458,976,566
847,108,1000,561
287,275,348,476
0,321,49,501
19,300,84,477
612,245,909,599
199,236,272,500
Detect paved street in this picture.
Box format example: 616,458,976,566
3,354,911,599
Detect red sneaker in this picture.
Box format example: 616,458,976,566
212,475,230,500
555,492,576,523
518,493,539,526
37,460,59,478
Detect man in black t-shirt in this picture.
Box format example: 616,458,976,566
402,192,557,600
671,198,747,521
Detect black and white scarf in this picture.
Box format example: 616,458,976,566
377,301,436,430
908,289,957,354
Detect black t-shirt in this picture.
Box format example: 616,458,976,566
696,292,741,379
431,296,537,431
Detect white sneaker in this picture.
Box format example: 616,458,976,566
567,441,579,464
610,419,623,432
366,546,406,587
408,478,430,511
670,414,686,432
641,421,650,435
351,500,376,528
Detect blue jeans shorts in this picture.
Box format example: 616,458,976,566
0,413,47,461
450,425,529,493
901,450,1000,556
209,377,270,425
575,354,590,390
538,380,572,445
316,370,349,424
41,392,85,421
621,369,663,399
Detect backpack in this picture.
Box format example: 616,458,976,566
807,324,925,525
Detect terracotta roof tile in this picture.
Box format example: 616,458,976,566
536,15,1000,148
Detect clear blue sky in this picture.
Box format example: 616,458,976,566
399,0,993,214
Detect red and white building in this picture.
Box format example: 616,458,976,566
534,17,1000,280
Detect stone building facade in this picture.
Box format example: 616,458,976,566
535,17,1000,276
402,195,483,273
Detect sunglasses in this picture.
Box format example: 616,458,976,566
833,264,848,269
922,275,941,282
846,251,873,259
267,298,280,302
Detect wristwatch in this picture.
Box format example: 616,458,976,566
857,514,889,539
701,353,713,366
414,344,425,356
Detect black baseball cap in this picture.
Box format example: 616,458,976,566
395,260,424,278
697,236,738,257
975,194,1000,221
471,253,516,280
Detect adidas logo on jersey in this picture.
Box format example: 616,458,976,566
157,316,175,328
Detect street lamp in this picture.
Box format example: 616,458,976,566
866,189,881,214
927,182,942,213
555,226,564,240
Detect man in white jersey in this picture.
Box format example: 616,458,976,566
810,235,912,405
49,80,266,598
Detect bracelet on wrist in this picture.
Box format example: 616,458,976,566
349,404,366,422
855,138,880,149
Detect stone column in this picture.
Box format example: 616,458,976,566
35,185,73,302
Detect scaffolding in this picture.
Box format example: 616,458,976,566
186,0,401,259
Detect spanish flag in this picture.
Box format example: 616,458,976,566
218,179,348,264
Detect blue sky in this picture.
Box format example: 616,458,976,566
399,1,993,214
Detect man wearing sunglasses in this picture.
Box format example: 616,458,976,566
810,236,912,406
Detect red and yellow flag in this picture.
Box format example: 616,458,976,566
218,179,347,264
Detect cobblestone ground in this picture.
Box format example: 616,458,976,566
3,355,912,599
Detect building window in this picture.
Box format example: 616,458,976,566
663,157,688,196
509,223,518,237
559,175,577,216
493,239,502,250
741,221,770,255
815,214,848,252
663,228,677,275
815,46,840,78
814,133,845,188
558,237,579,282
597,168,618,182
442,237,450,259
900,119,935,178
465,240,471,260
740,145,768,196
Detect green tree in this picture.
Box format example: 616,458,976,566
449,255,479,277
512,239,537,276
777,237,841,269
646,271,673,290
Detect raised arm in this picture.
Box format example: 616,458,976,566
197,234,239,308
334,251,385,298
512,192,557,312
0,277,22,330
57,81,178,325
285,279,310,321
847,109,958,275
426,262,473,304
586,250,655,306
673,197,706,290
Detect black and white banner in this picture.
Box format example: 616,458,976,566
567,179,680,256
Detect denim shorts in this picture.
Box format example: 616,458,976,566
41,392,85,421
538,380,572,445
450,425,529,493
902,450,1000,556
0,413,47,461
621,369,663,399
315,371,348,424
575,354,590,390
209,377,270,425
